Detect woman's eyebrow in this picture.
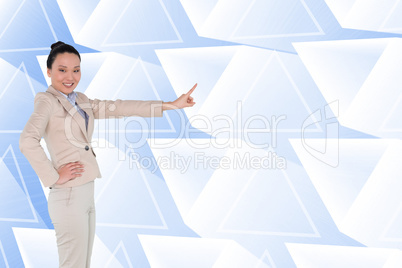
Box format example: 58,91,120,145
57,65,80,68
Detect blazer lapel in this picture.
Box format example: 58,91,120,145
46,86,90,143
76,93,94,138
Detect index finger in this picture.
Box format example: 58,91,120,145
186,83,197,96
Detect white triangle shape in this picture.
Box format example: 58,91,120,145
84,54,175,133
294,39,390,116
238,51,321,132
156,46,239,120
218,165,319,237
56,0,99,38
286,243,399,268
290,138,392,229
179,0,220,33
380,201,402,242
256,249,276,268
379,93,402,132
324,0,358,25
95,147,167,229
102,0,182,46
148,138,229,220
106,241,133,268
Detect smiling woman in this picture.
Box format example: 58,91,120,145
46,42,83,95
19,41,197,268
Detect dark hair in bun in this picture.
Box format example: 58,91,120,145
47,41,81,69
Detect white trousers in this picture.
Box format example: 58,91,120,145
48,181,96,268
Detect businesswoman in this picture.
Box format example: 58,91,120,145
19,41,196,268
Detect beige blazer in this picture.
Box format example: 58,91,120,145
20,85,163,188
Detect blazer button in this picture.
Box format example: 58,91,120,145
85,145,89,151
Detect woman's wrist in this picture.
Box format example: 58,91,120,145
162,101,175,111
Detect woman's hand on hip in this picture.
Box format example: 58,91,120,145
56,161,85,185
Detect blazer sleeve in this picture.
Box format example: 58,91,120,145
89,98,164,119
19,93,59,187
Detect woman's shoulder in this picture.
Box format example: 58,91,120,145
76,91,90,101
34,91,60,109
35,91,56,102
32,92,59,115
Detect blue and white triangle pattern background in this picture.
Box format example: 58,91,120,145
1,0,402,267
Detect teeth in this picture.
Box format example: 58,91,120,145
63,83,73,86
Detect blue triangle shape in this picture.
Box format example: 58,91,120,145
0,145,37,222
0,62,44,131
0,0,57,51
232,0,322,38
0,241,9,268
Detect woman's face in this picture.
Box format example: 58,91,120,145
47,52,81,94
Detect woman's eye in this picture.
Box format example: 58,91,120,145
74,69,80,73
58,69,66,72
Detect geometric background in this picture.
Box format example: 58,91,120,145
1,0,402,267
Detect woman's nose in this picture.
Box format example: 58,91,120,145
66,71,73,80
